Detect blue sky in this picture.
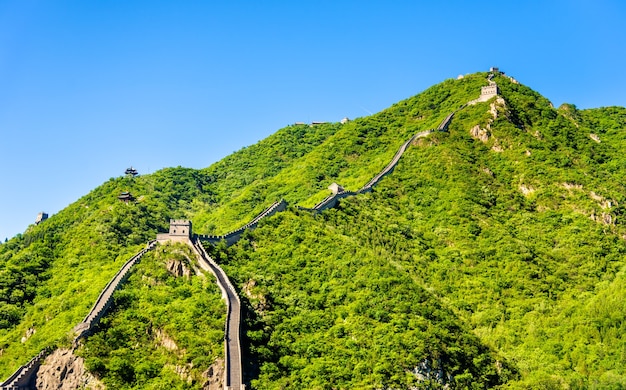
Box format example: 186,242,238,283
1,1,625,240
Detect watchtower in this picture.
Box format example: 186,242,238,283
328,183,345,194
480,83,499,99
169,219,192,238
35,212,48,225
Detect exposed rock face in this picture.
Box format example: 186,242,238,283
166,258,191,278
519,184,536,196
591,212,614,226
243,279,270,315
35,348,104,390
470,97,508,148
470,125,490,142
202,358,224,390
491,142,504,152
166,363,193,385
562,182,583,190
491,97,510,121
590,191,614,209
410,358,452,387
21,327,36,343
156,328,179,351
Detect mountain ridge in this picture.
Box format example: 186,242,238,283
2,70,626,388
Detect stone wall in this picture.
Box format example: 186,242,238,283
197,200,287,246
0,348,51,390
158,220,193,243
73,240,157,342
298,128,438,214
3,81,488,389
191,239,245,390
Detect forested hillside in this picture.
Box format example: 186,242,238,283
2,72,626,388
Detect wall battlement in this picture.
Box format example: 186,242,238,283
196,200,287,246
468,83,500,105
169,220,192,236
157,220,193,243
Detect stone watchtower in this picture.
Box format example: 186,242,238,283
328,182,345,194
169,219,192,237
157,219,192,243
35,212,48,225
480,82,499,100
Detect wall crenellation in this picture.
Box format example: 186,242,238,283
1,242,157,390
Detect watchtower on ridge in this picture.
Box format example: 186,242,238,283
157,219,192,243
480,82,499,100
468,80,500,105
328,183,345,194
169,219,192,237
35,212,48,225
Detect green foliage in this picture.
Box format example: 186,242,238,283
2,71,626,389
192,74,488,234
215,209,515,388
78,243,225,389
0,169,215,377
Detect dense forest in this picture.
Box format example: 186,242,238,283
2,72,626,388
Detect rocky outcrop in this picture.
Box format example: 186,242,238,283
243,279,270,315
491,142,504,152
202,358,224,390
166,363,194,385
410,357,452,387
470,125,490,142
591,212,614,226
519,184,536,196
20,327,36,343
155,328,181,353
35,349,104,390
166,258,192,278
562,182,583,191
490,97,506,119
470,95,508,148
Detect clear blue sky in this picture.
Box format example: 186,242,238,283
1,1,625,241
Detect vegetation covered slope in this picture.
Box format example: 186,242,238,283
2,72,626,388
197,75,626,388
80,242,225,389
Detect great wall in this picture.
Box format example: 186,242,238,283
73,241,158,343
192,238,244,390
195,199,288,246
1,72,502,390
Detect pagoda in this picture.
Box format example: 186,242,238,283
125,166,138,177
118,192,134,203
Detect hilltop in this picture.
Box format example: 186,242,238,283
2,71,626,388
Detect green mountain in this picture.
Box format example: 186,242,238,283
2,71,626,389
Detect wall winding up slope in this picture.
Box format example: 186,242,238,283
3,74,500,388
